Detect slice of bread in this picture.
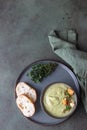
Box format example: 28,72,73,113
16,82,37,103
16,94,35,117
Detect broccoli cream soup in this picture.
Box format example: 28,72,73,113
43,83,77,118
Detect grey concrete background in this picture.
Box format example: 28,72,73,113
0,0,87,130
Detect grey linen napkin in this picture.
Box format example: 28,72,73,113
48,30,87,112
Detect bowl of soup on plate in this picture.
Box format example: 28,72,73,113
41,83,78,118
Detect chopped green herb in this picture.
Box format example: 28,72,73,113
27,62,57,83
65,105,71,111
65,90,71,98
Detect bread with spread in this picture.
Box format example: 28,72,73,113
16,94,35,117
16,82,37,117
16,82,37,103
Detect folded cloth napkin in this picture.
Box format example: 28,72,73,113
48,30,87,112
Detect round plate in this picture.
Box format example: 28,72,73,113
15,60,80,125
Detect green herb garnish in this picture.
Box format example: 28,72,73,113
65,105,71,111
65,91,71,98
27,62,57,83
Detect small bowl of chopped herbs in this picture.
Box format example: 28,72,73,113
40,82,78,119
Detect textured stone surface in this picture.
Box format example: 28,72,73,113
0,0,87,130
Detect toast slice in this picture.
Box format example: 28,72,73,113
16,82,37,103
16,94,35,117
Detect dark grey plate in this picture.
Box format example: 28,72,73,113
16,60,80,125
